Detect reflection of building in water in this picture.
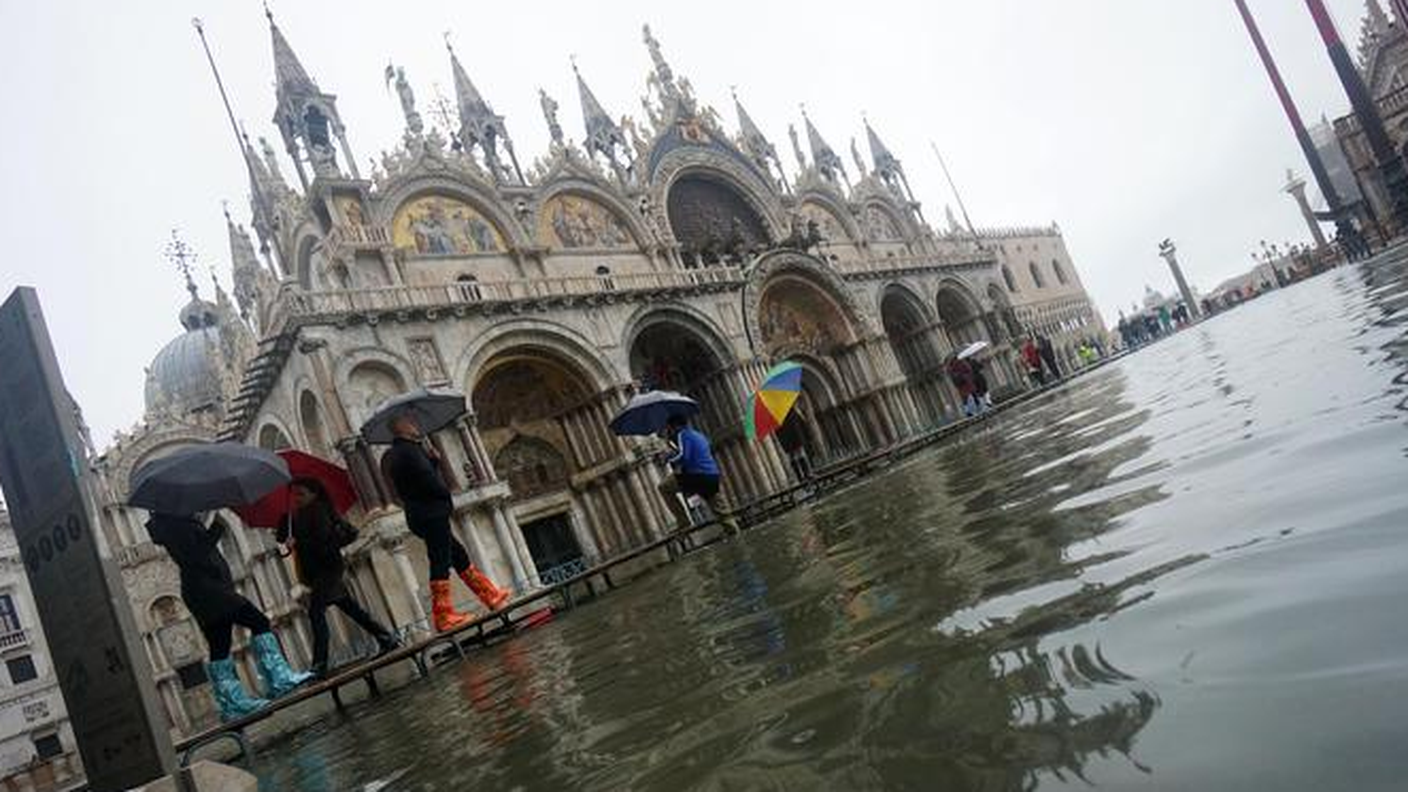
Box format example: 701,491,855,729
89,13,1105,737
0,509,81,791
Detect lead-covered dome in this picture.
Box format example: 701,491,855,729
144,296,225,417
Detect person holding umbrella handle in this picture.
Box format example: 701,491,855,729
278,477,401,678
146,512,313,721
380,413,511,632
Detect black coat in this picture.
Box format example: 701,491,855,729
147,514,245,628
276,502,352,603
381,438,453,532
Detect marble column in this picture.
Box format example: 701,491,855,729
490,503,532,590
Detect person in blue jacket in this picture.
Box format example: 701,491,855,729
657,415,736,532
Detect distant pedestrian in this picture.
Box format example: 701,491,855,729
969,357,993,409
657,415,737,533
947,356,979,416
147,512,312,721
1079,343,1097,367
381,414,511,633
1037,335,1062,381
278,478,400,679
1022,337,1045,386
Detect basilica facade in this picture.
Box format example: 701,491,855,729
89,16,1106,737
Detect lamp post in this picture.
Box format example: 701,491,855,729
1304,0,1408,237
1233,0,1365,255
1158,239,1202,320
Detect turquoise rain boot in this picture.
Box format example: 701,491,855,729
207,659,269,722
250,632,314,698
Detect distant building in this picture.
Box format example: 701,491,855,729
1332,0,1408,232
1309,119,1363,208
0,508,81,792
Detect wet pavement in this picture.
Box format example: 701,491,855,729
252,248,1408,791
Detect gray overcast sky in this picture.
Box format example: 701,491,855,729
0,0,1375,445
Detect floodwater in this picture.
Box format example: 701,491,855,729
252,250,1408,791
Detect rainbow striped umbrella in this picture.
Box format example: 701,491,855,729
745,361,803,441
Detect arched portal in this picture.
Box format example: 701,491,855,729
471,347,603,572
756,273,858,359
257,424,292,451
772,356,863,470
881,287,950,426
666,173,771,267
299,391,330,458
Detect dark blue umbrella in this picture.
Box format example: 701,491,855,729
128,442,290,515
361,387,468,444
609,390,700,437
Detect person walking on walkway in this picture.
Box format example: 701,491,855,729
947,356,979,417
657,415,737,533
969,357,993,410
278,478,400,678
381,414,510,632
1022,337,1046,387
1037,335,1063,381
147,512,312,721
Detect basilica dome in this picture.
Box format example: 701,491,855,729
143,296,226,417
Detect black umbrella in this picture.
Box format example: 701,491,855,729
360,387,468,444
128,443,291,515
609,390,700,436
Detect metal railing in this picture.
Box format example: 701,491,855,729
0,628,28,650
834,250,992,277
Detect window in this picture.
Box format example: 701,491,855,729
32,733,62,761
1001,266,1018,292
1029,262,1046,289
7,655,37,684
176,662,208,690
1052,259,1068,285
0,594,18,634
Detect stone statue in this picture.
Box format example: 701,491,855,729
388,64,424,136
258,137,283,181
788,124,806,173
850,137,866,178
539,89,563,146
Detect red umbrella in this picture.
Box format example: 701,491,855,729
232,450,359,529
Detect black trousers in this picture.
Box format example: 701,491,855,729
200,598,271,661
406,511,471,580
308,594,390,672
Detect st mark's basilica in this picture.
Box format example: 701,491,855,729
86,14,1106,735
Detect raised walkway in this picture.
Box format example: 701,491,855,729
175,353,1126,767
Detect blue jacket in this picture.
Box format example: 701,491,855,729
669,427,720,476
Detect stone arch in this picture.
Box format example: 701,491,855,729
257,423,293,451
881,284,948,426
665,171,773,266
375,174,529,254
935,279,991,349
796,193,863,247
1029,261,1047,289
342,360,409,432
294,232,326,291
987,283,1022,341
453,319,619,399
1052,258,1069,285
493,436,571,503
533,182,648,251
111,430,212,502
859,200,907,242
742,250,872,357
649,150,787,251
298,390,331,458
625,306,741,437
470,348,597,432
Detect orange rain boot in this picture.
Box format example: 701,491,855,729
430,579,474,632
459,565,511,611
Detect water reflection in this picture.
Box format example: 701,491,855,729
253,252,1408,790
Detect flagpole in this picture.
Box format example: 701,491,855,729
930,142,979,240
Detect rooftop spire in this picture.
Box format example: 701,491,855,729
164,229,200,303
266,7,316,103
801,107,846,185
446,34,521,183
575,58,627,164
865,116,898,172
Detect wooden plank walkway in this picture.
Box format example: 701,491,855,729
173,357,1125,766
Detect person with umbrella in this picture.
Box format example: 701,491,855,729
276,477,400,679
658,414,735,533
379,413,510,632
130,443,314,722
